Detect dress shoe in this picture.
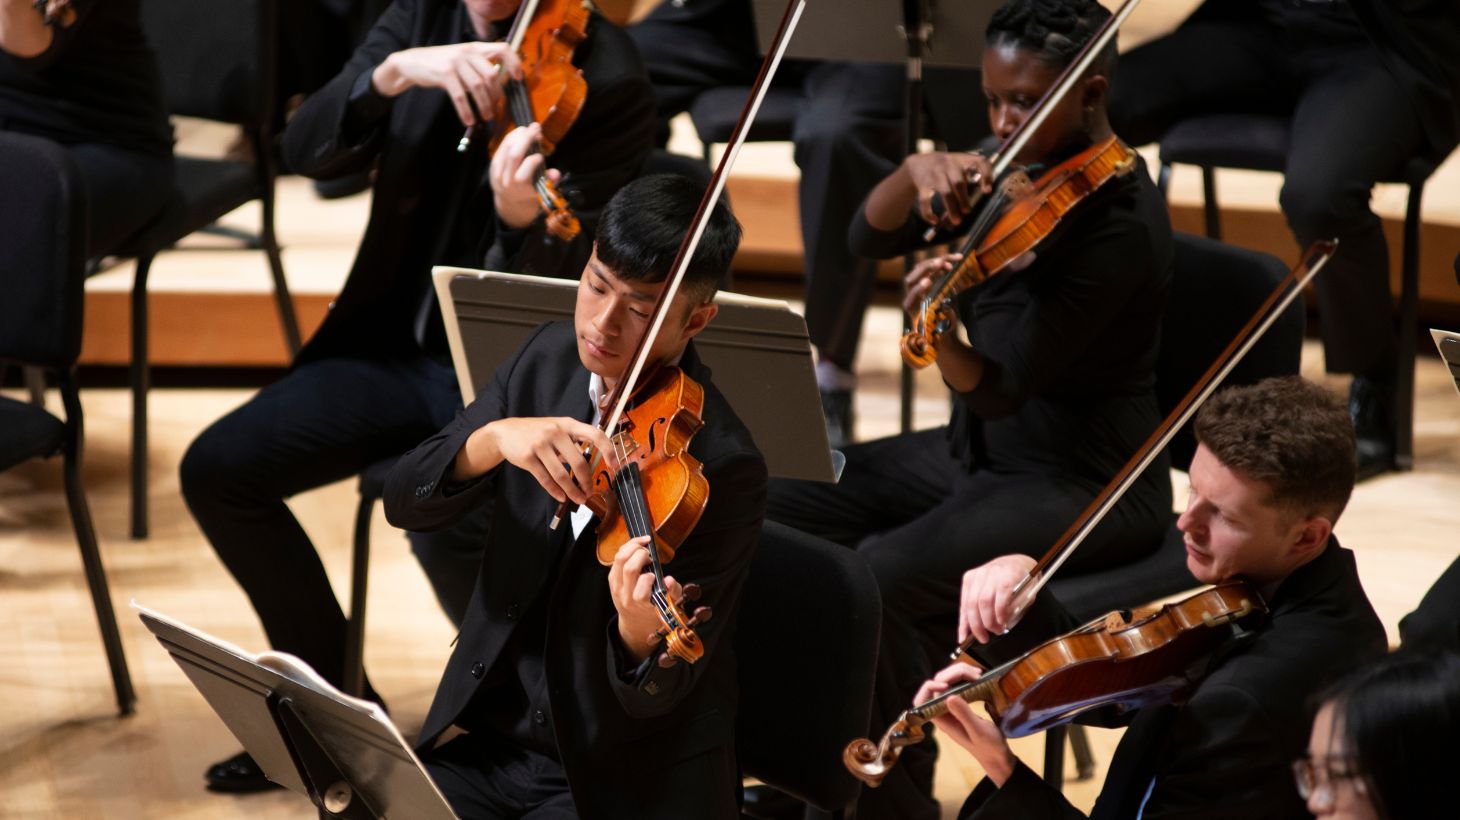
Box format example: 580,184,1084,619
742,783,804,820
820,387,854,451
204,750,281,793
1349,375,1396,481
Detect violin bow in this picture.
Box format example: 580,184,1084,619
549,0,808,529
952,239,1339,662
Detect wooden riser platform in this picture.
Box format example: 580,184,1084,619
79,180,1460,369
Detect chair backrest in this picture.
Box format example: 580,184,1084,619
0,131,87,369
140,0,276,127
735,520,881,812
1157,232,1305,471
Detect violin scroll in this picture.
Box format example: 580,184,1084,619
843,713,928,787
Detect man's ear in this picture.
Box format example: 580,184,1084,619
681,301,717,340
1289,514,1332,563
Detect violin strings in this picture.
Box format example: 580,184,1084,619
608,438,679,627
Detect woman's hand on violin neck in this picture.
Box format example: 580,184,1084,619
371,41,522,127
902,254,962,319
958,554,1037,647
918,663,1017,786
453,416,614,503
491,123,556,229
608,537,680,665
903,151,993,230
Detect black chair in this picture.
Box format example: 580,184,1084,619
1042,232,1306,788
737,520,881,819
0,131,135,716
687,86,802,167
119,0,301,539
1155,113,1437,472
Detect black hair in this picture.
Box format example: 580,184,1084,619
1316,650,1460,819
593,174,742,306
986,0,1117,78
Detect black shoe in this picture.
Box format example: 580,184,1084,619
820,388,854,451
204,751,281,794
1349,376,1396,481
742,784,804,820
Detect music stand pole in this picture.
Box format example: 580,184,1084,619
899,0,932,433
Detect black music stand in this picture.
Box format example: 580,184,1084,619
433,266,843,483
752,0,997,431
137,604,457,820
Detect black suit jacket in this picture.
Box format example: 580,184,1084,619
384,321,768,819
281,0,654,364
959,539,1386,820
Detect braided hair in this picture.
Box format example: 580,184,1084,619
986,0,1116,77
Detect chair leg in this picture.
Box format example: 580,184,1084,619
1068,723,1096,781
1393,181,1423,471
260,188,302,357
1043,723,1067,791
343,493,374,698
60,369,136,716
130,255,153,540
1200,166,1221,240
252,129,303,357
24,365,46,408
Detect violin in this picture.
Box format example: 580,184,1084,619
585,365,714,666
845,582,1267,786
901,0,1145,369
844,240,1339,785
458,0,589,241
902,136,1137,368
541,0,809,667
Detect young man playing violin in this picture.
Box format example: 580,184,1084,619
922,376,1386,819
767,1,1172,816
181,0,655,792
382,174,767,820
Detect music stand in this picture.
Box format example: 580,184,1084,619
1433,329,1460,399
433,266,843,483
136,604,457,820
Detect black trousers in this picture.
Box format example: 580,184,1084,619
629,0,904,372
767,429,1169,820
1108,9,1427,378
425,734,578,820
180,355,464,694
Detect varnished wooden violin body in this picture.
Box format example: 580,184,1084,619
844,582,1267,786
902,136,1138,369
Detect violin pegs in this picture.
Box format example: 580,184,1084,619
657,652,679,669
682,583,702,603
647,630,665,647
687,605,713,627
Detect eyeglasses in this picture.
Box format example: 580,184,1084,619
1292,755,1367,807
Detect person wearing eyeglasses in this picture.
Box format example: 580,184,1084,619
1298,649,1460,819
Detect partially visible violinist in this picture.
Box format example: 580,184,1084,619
928,376,1385,820
766,2,1172,816
382,175,767,820
179,0,654,793
1,0,174,257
